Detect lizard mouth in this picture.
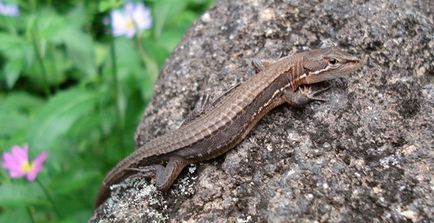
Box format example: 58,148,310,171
349,59,362,67
345,60,362,74
339,56,362,74
340,59,362,76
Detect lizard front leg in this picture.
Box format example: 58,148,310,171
282,86,330,107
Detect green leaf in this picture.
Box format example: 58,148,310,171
68,103,117,143
152,0,188,38
63,28,97,78
95,43,109,67
0,111,28,137
0,92,42,137
0,33,28,87
60,7,97,78
3,59,23,88
0,32,27,52
98,0,123,12
0,208,33,223
0,183,49,207
65,5,88,28
30,10,67,42
27,88,99,152
48,170,99,194
113,37,141,80
0,91,43,112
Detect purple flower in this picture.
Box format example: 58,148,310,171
2,144,48,182
0,1,19,17
110,2,152,38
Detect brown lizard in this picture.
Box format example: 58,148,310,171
95,47,361,207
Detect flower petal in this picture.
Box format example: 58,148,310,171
2,153,19,167
132,3,152,30
111,10,124,23
11,144,28,165
2,154,22,171
26,151,48,182
0,2,19,17
2,149,26,173
26,171,38,181
33,151,48,167
124,2,135,14
111,10,133,37
9,169,26,178
125,29,136,38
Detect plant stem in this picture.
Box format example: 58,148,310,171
135,32,158,94
30,23,50,97
30,0,37,11
109,17,124,127
36,178,61,218
26,206,36,223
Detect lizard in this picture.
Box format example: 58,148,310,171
95,47,361,207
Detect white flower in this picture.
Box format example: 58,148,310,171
0,0,19,17
110,2,152,38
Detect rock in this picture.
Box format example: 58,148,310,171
91,0,434,222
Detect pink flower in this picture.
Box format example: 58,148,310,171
2,144,48,182
110,2,152,38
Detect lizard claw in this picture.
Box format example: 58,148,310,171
126,166,160,179
195,94,210,113
299,86,330,102
312,85,331,95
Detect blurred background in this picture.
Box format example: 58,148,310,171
0,0,214,221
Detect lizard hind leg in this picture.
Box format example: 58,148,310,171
182,82,241,126
155,156,188,191
181,94,210,126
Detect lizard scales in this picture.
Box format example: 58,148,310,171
95,47,361,207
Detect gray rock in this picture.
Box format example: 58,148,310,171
91,0,434,222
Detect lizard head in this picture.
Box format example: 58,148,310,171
298,47,361,85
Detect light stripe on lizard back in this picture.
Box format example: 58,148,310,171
136,62,290,158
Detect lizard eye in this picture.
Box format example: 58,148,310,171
328,58,338,65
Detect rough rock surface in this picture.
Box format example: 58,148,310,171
91,0,433,222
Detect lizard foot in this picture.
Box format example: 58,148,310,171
299,85,331,102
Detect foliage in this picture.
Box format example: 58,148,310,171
0,0,214,221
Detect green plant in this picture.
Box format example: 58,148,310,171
0,0,214,221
